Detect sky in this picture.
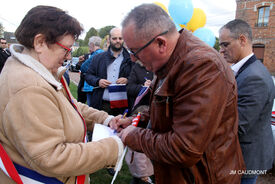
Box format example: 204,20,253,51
0,0,236,39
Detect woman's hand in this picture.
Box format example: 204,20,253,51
109,115,132,133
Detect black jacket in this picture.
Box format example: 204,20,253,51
127,62,153,113
85,47,132,109
0,48,11,73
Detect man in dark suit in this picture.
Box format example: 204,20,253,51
219,19,275,184
0,38,11,73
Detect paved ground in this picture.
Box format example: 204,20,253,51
69,70,80,85
68,71,275,183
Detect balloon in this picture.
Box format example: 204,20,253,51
187,8,207,32
154,2,169,14
168,0,194,25
175,24,182,31
193,28,216,47
179,24,189,30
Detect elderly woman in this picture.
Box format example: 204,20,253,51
0,6,123,184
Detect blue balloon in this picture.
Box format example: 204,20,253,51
168,0,194,25
193,28,216,47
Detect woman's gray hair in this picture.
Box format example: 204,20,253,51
88,36,102,47
122,3,176,41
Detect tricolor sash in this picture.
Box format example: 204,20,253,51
60,77,87,183
0,143,63,184
0,77,87,184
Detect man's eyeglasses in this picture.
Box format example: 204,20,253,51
129,30,168,59
1,42,7,44
56,42,72,57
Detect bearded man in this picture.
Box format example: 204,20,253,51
85,27,132,115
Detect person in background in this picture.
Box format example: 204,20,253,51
126,61,154,184
76,37,95,103
80,36,104,106
85,27,132,116
117,4,245,183
127,60,153,114
0,38,11,73
219,19,275,184
0,6,124,184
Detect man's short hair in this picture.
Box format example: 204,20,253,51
88,36,102,47
220,19,252,41
121,3,176,41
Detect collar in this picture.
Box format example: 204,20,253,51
231,53,254,76
9,44,63,90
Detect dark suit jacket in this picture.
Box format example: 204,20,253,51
0,48,11,73
236,54,275,175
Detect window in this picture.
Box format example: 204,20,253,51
256,6,270,27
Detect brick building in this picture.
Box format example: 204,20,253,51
236,0,274,75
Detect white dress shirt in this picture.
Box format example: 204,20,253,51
231,53,254,76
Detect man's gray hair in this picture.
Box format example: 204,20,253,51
220,19,252,42
121,3,176,40
88,36,102,47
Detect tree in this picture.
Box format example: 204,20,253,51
0,22,4,38
77,39,85,47
83,27,98,46
214,37,220,51
72,46,89,57
98,25,115,38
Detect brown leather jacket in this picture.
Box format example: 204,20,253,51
125,30,245,184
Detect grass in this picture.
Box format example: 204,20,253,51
69,83,132,184
69,82,78,99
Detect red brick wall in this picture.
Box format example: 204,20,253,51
236,0,275,75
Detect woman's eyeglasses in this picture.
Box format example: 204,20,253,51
56,42,72,57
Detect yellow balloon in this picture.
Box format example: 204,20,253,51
179,24,188,30
154,2,169,14
186,8,206,32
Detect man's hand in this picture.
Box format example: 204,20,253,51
144,79,151,87
108,115,121,130
79,55,85,63
109,116,132,133
116,77,128,84
118,125,136,143
99,79,112,88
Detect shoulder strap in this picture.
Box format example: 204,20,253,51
0,144,23,184
60,77,86,184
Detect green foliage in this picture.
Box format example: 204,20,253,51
84,27,98,46
99,25,115,38
72,46,89,57
214,37,220,51
69,82,78,99
78,39,85,47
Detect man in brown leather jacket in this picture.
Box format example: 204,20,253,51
117,3,245,184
